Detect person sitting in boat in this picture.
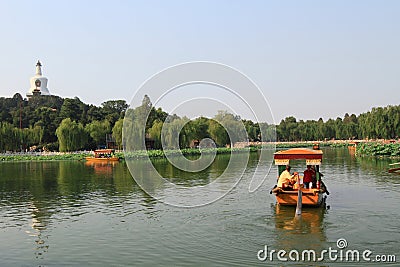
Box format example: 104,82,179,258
303,165,315,189
308,166,330,194
277,165,298,190
310,166,318,188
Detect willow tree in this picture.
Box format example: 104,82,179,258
0,122,20,151
207,111,247,147
56,118,88,152
148,120,163,149
161,117,190,149
112,118,123,149
85,120,111,146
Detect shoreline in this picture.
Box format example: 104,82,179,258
1,140,399,161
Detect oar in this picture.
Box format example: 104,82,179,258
269,185,277,194
295,175,302,217
321,180,330,195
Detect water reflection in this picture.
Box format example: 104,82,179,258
0,160,156,260
84,161,118,175
26,202,49,259
273,204,327,253
323,147,400,189
150,154,230,186
348,146,356,157
0,148,399,266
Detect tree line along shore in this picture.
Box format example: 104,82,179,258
0,93,399,156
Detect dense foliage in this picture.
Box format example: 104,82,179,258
0,93,128,152
56,118,88,152
276,106,399,141
0,92,398,152
356,143,400,157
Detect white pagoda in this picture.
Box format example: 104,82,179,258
26,60,51,97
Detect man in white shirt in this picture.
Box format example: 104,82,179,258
277,165,298,190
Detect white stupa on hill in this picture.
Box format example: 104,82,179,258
26,60,51,97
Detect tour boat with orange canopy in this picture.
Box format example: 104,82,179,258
85,149,119,162
271,148,328,207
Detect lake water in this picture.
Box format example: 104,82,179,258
0,148,399,266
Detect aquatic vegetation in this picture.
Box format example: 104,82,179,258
356,142,400,157
121,147,258,160
260,142,350,149
0,153,90,161
5,142,396,161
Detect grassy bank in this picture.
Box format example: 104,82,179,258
5,141,393,161
0,153,91,161
0,147,259,161
120,147,259,160
264,141,350,149
356,142,400,157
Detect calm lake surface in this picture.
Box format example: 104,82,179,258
0,148,399,266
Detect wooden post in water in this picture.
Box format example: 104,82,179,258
295,189,302,216
295,175,302,217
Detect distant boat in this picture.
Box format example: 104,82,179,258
389,162,400,173
271,148,329,207
85,149,119,162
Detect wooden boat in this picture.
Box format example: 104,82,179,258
312,143,320,150
272,148,328,207
85,149,119,162
389,162,400,173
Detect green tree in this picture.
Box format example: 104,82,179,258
243,119,260,141
161,117,190,149
277,116,298,141
259,122,276,142
33,107,58,143
148,120,163,149
188,117,210,141
87,105,103,122
85,120,111,146
0,122,20,152
56,118,88,152
101,100,128,125
123,96,153,151
58,97,85,123
112,118,123,149
325,119,336,140
21,126,44,148
208,119,229,147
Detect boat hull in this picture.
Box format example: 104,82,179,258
275,189,324,207
389,167,400,173
85,157,119,162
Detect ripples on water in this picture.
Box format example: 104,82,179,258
0,149,399,266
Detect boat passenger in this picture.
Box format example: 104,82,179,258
277,165,298,190
316,171,329,195
303,165,314,189
310,166,318,188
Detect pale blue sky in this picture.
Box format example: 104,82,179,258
1,0,399,123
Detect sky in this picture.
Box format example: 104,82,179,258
1,0,399,123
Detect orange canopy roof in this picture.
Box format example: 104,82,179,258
274,148,323,160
